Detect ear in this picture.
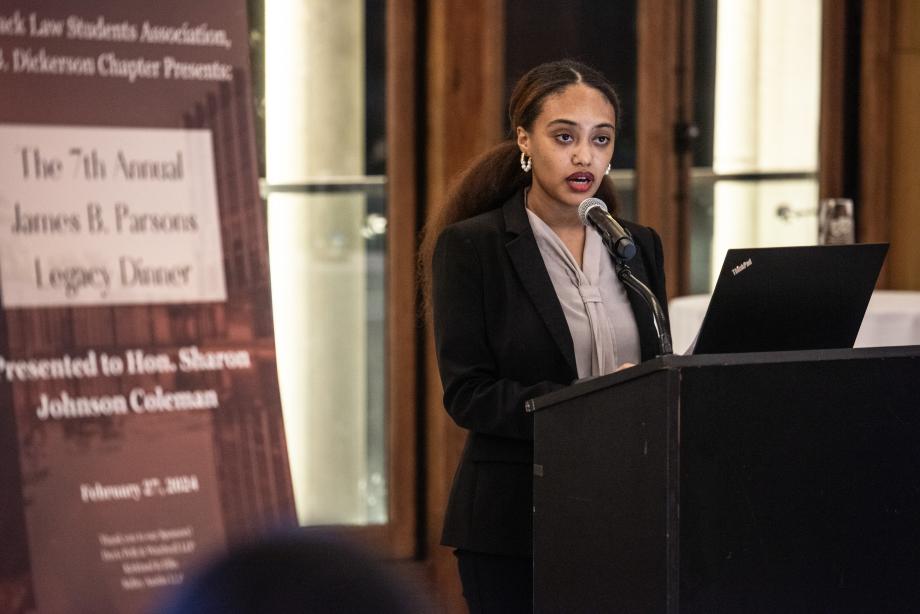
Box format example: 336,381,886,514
516,126,529,154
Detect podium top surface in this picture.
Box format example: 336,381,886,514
526,345,920,413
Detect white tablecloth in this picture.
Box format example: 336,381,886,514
668,290,920,355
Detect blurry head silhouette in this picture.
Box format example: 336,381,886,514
158,529,430,614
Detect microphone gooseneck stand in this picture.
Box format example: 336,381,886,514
609,250,673,356
581,195,673,356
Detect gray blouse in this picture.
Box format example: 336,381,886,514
526,207,641,379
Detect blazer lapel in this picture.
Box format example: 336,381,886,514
502,194,578,377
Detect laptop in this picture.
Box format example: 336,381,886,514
690,243,889,355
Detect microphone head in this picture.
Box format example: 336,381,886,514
577,197,608,226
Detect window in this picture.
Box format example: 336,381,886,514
690,0,823,292
257,0,389,526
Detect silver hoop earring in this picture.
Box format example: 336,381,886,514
605,163,611,176
520,152,532,172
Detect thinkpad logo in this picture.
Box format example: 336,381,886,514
731,258,753,276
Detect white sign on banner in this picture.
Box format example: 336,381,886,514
0,123,227,307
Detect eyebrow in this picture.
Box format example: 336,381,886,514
547,119,616,130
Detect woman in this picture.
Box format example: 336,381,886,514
422,60,669,612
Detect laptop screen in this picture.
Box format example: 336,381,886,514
691,243,889,355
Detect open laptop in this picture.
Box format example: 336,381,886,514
690,243,889,355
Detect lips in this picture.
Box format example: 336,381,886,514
567,172,595,193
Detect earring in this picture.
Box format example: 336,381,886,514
520,152,532,172
605,163,611,176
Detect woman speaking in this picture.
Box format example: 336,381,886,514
422,60,669,613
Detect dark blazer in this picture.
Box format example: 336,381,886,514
432,190,669,557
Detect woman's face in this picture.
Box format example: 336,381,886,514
517,83,616,214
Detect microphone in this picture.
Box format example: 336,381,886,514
577,198,637,261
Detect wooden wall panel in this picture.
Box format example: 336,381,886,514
888,0,920,289
636,0,691,297
819,0,849,199
859,0,893,285
894,0,920,46
861,0,920,290
385,0,419,559
424,1,504,611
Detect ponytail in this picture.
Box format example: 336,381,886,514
419,140,525,312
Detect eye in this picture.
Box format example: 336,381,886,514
555,133,573,144
594,135,612,146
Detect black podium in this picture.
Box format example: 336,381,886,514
530,346,920,613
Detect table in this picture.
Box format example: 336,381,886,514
668,290,920,354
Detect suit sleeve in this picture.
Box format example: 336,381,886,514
432,226,565,440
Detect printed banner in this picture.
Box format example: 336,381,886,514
0,124,227,307
0,2,296,613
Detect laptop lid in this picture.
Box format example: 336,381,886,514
691,243,889,355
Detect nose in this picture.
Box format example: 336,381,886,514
572,141,592,166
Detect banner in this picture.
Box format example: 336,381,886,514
0,2,296,612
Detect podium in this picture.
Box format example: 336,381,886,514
530,346,920,613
